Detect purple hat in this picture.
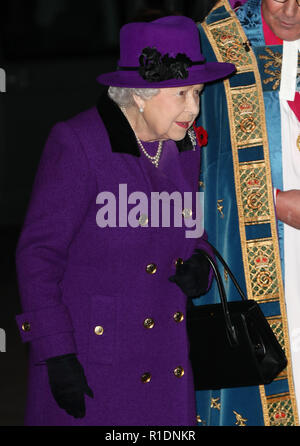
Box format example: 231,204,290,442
97,15,235,88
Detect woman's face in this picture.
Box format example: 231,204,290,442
262,0,300,41
136,84,204,142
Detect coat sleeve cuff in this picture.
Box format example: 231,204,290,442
30,332,77,364
16,304,74,343
16,305,77,363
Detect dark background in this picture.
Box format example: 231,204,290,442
0,0,239,426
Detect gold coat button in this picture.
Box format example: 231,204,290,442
143,318,155,329
175,257,184,267
146,263,157,274
138,214,149,226
182,208,192,218
174,366,185,378
173,312,184,323
141,372,151,383
21,322,31,332
94,325,104,336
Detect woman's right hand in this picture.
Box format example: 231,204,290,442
46,353,94,418
168,250,210,298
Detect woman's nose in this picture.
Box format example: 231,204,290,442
186,95,200,116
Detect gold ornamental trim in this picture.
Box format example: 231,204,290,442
201,0,298,426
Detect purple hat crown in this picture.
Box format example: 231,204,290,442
118,16,204,70
97,15,236,88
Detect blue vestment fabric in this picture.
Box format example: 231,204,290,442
195,0,288,426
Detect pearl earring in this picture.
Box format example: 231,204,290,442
139,107,144,113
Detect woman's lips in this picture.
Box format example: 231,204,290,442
175,121,190,129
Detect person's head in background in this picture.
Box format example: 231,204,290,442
262,0,300,41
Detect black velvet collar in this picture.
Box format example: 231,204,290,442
96,89,195,156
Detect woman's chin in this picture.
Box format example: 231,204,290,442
168,128,189,141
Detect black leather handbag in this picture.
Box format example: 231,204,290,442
187,244,288,390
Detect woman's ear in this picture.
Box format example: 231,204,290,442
132,94,146,113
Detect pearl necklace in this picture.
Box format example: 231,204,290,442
121,106,163,168
135,135,163,168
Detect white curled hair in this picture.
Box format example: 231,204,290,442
108,86,160,107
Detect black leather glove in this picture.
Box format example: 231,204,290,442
46,353,93,418
168,249,210,298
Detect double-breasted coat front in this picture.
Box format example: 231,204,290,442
15,91,212,426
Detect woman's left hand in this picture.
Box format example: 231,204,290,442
168,251,210,298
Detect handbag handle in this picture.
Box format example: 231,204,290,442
204,241,247,301
195,243,249,346
195,249,239,346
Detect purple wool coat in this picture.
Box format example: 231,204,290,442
15,92,213,426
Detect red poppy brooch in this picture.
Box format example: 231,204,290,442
193,122,208,147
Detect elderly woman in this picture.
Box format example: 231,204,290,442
15,16,234,426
